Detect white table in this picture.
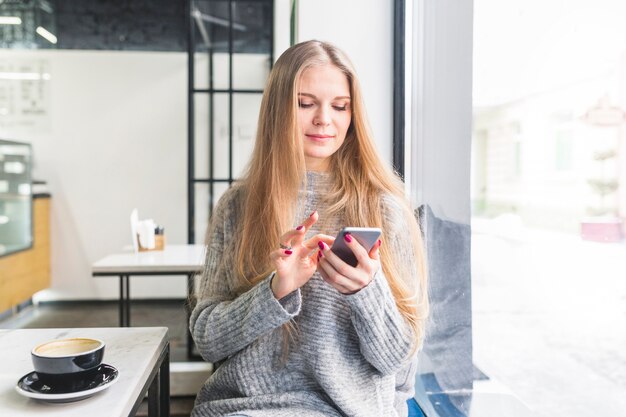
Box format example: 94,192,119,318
0,327,170,417
92,244,205,358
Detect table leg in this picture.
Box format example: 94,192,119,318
119,275,131,327
160,346,170,417
125,275,131,326
119,276,125,327
148,343,170,417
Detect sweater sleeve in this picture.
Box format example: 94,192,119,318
344,194,422,375
189,187,302,363
344,271,414,375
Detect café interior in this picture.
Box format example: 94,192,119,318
0,1,542,417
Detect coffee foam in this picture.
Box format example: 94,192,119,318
34,338,103,357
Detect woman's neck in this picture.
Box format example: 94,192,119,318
304,157,330,172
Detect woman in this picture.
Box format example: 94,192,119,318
190,40,428,417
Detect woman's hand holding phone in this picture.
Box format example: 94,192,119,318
316,228,382,295
269,210,334,299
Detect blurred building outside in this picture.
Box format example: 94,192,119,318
472,52,626,242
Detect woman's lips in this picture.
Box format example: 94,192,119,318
305,134,334,142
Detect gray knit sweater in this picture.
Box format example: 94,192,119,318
190,172,419,417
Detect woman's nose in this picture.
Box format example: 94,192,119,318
313,107,331,126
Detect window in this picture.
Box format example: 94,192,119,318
188,0,273,244
472,2,626,416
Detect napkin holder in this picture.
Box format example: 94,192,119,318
137,232,165,252
131,209,165,252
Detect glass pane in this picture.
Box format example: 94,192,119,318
193,1,271,90
0,140,32,257
193,52,210,91
232,93,262,178
232,1,273,54
232,1,272,90
0,1,57,49
192,1,231,90
193,93,211,179
472,1,626,415
212,93,230,179
194,183,209,244
193,49,230,91
212,53,230,90
233,53,270,90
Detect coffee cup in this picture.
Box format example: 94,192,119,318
31,338,105,377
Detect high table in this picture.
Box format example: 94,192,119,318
92,244,206,358
0,327,170,417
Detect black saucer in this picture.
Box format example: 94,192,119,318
16,364,119,403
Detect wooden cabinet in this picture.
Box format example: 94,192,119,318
0,196,50,311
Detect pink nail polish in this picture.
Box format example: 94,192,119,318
377,239,382,247
285,249,293,255
310,210,317,218
344,233,353,243
317,241,324,250
296,225,304,231
318,251,323,259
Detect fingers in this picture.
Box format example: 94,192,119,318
269,248,293,262
316,236,379,294
278,211,318,248
303,210,319,229
341,232,371,266
368,239,382,261
318,241,370,284
317,258,356,294
303,233,335,251
278,228,304,249
290,210,319,247
277,210,319,250
316,233,369,272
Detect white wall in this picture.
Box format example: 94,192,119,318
297,0,394,163
1,50,189,301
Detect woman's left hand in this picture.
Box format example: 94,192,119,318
316,233,382,294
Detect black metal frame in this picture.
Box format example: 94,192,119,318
187,0,273,244
393,0,406,180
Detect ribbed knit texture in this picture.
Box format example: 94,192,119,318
190,172,419,417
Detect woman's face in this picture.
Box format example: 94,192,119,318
297,64,352,171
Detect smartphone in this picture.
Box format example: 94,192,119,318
330,227,382,267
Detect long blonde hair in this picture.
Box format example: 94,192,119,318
236,40,428,349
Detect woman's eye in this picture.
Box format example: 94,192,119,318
333,105,348,111
298,102,314,108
